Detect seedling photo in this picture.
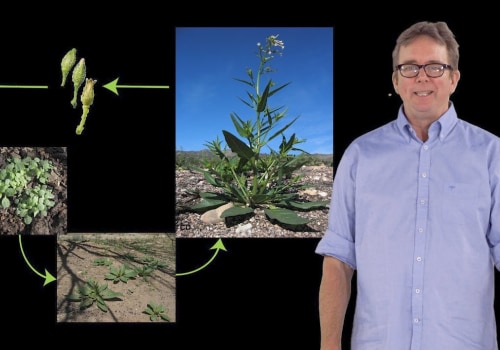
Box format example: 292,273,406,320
0,147,67,235
57,233,175,323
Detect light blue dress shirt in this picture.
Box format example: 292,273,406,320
316,103,500,349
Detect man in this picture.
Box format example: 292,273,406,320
316,21,500,349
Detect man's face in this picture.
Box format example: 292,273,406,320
392,35,460,123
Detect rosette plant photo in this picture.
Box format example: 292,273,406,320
179,32,331,228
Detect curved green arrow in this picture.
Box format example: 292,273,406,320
103,77,169,96
176,239,227,276
18,235,56,286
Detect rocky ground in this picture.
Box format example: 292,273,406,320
176,165,334,238
0,147,67,235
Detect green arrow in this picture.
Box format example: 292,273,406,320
19,235,56,286
0,85,48,89
176,239,227,276
102,77,169,96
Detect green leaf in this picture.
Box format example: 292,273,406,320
16,207,28,218
190,197,228,212
264,207,310,225
219,206,254,218
124,270,138,278
268,81,291,98
157,305,165,313
222,130,255,161
101,290,123,299
268,116,299,143
256,80,271,112
80,298,94,309
233,77,253,87
227,183,248,203
1,196,10,208
79,285,92,296
67,294,82,301
230,113,250,139
282,200,330,210
97,302,108,312
271,193,298,202
96,295,105,305
240,93,256,108
203,171,220,187
280,133,296,154
251,194,272,204
199,192,229,200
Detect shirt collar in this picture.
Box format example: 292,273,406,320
396,102,458,143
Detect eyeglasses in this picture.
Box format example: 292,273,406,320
395,63,453,78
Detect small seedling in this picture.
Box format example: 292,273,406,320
143,302,170,322
134,265,155,278
139,256,167,269
104,264,138,283
67,279,123,312
92,258,112,266
0,156,56,224
123,252,137,261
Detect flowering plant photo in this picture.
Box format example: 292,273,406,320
184,34,329,226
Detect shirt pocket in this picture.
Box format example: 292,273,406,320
440,182,478,226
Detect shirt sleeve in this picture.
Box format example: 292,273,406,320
488,140,500,270
315,143,357,270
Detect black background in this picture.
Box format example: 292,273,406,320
1,6,499,349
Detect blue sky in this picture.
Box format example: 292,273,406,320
176,27,333,155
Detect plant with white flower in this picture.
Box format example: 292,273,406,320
185,34,328,226
268,34,285,51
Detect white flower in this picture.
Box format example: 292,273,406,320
268,34,285,50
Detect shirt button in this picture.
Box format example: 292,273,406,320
416,256,422,262
414,318,420,323
418,228,424,233
423,145,429,150
419,199,425,205
422,172,427,178
416,289,421,294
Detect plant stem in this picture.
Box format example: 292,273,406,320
76,105,90,135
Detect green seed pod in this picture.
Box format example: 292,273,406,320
60,48,77,87
76,78,97,135
70,58,86,108
80,78,97,108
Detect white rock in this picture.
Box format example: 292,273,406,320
235,223,253,234
200,202,234,224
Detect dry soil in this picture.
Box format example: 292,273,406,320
56,233,176,323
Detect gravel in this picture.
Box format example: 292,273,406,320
176,165,333,238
